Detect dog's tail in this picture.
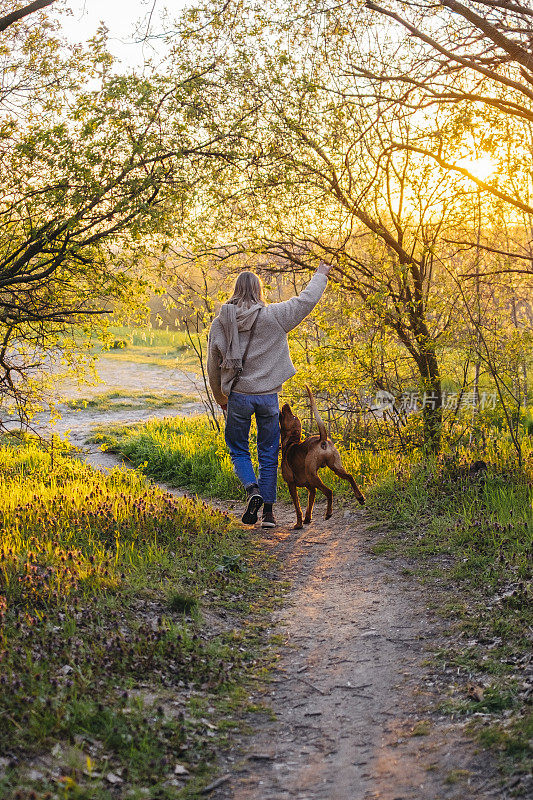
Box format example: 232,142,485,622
306,385,327,445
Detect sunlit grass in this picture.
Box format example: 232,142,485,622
66,390,195,411
92,417,242,498
105,326,193,350
91,415,398,502
371,442,533,588
95,413,533,773
90,325,205,373
370,436,532,771
91,414,533,563
0,437,271,797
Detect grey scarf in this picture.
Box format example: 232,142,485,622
217,302,262,373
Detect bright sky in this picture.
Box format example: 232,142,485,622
56,0,191,66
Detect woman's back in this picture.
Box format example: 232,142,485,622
207,271,328,404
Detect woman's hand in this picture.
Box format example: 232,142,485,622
219,402,228,411
317,259,332,276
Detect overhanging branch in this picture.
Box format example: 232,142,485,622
0,0,57,33
388,142,533,216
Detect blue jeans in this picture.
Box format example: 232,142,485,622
224,392,280,503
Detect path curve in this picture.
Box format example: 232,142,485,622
82,437,503,800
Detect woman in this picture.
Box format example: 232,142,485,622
207,261,331,528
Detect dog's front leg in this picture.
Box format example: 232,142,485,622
304,488,316,524
288,482,303,529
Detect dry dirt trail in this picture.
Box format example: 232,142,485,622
83,441,504,800
212,502,504,800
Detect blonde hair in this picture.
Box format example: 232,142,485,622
227,271,265,308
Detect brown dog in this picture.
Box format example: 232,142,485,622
280,386,365,529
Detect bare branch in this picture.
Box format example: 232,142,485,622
443,0,533,73
365,0,533,102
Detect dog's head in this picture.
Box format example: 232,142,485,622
280,403,302,448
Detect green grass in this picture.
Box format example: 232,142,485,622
167,590,199,614
0,436,275,799
91,417,242,499
370,444,532,594
95,412,533,775
478,714,533,759
370,441,533,773
91,414,533,597
66,390,195,412
90,415,396,503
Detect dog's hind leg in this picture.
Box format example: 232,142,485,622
330,464,366,505
288,482,304,529
313,476,333,519
304,488,316,524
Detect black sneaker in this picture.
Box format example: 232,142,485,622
261,510,276,528
241,491,263,525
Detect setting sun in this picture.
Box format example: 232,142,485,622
457,155,496,180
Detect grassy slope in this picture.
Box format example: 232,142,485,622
372,455,532,770
0,439,276,799
95,414,533,777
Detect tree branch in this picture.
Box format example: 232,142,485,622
388,141,533,215
365,0,533,102
470,0,533,16
442,0,533,73
0,0,57,33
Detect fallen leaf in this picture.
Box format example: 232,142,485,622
467,684,484,702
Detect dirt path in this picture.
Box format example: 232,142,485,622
82,442,504,800
212,502,504,800
55,399,204,464
13,361,204,449
53,358,203,400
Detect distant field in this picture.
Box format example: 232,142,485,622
86,325,206,373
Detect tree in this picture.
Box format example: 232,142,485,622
174,0,533,453
363,1,533,257
359,0,533,456
177,0,498,451
0,2,247,427
0,1,57,33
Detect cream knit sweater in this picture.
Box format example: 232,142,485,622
207,271,328,405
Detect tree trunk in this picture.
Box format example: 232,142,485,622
418,346,442,453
